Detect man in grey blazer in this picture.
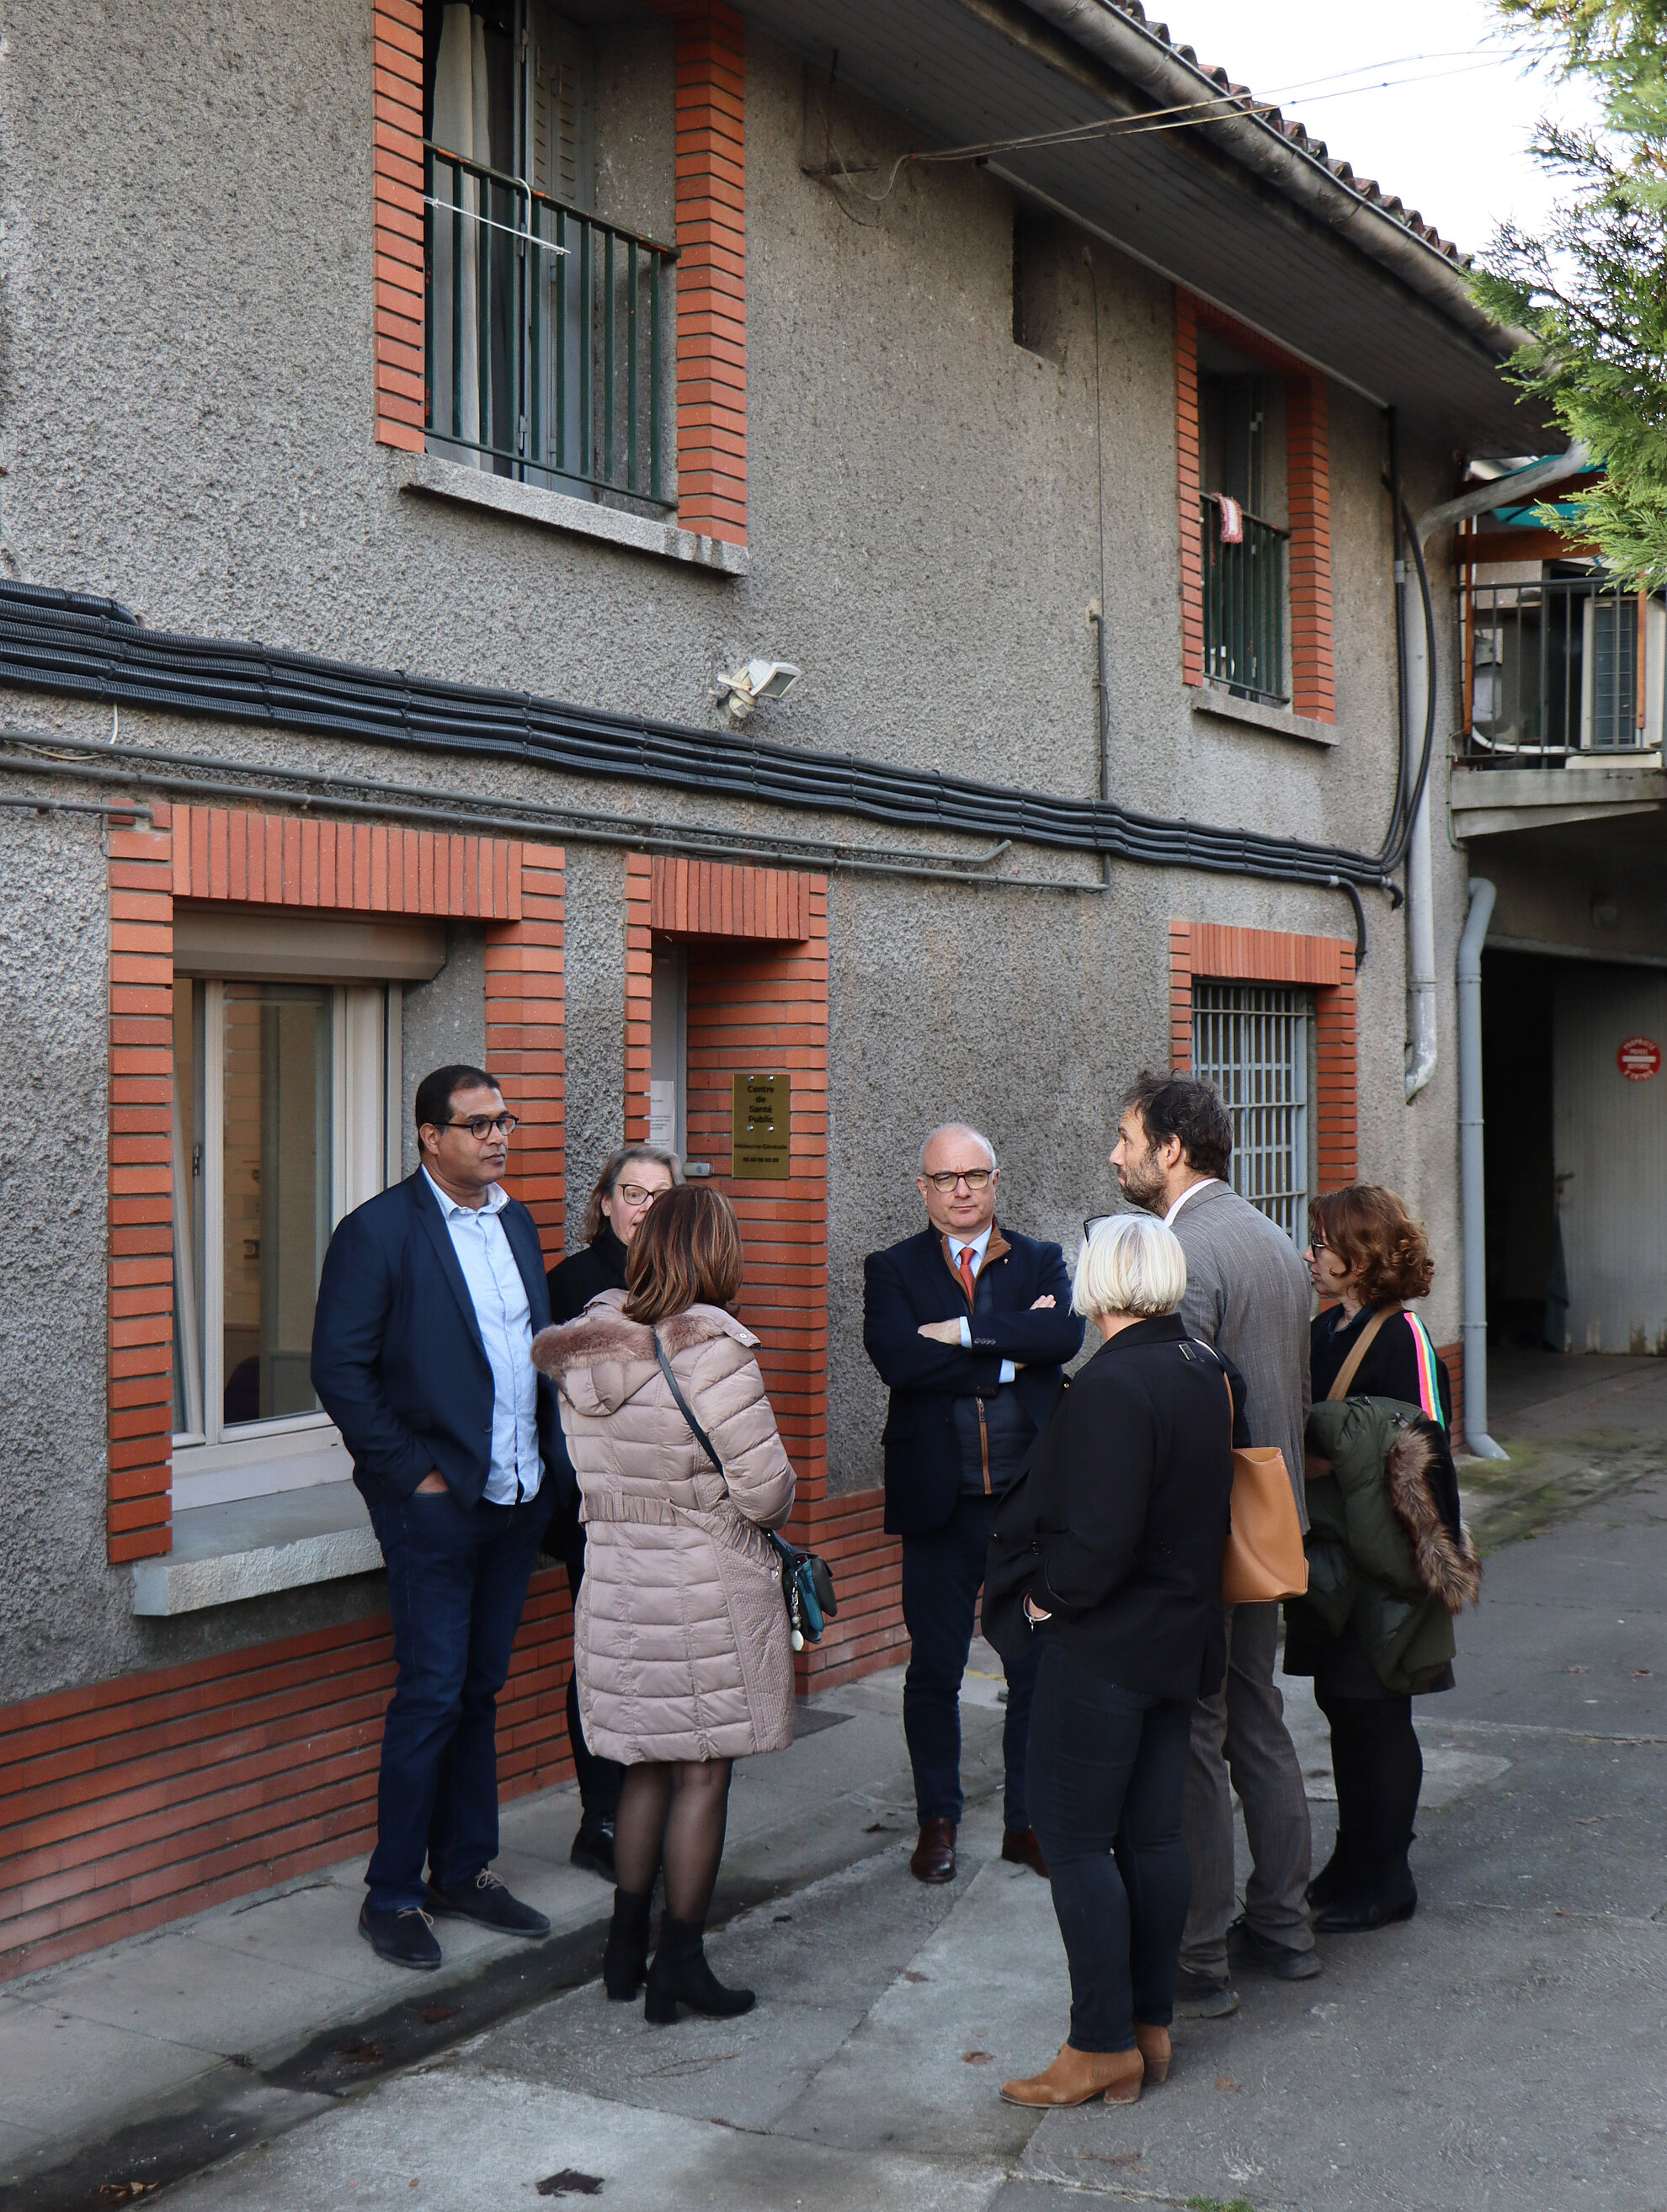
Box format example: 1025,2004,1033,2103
1112,1071,1318,2013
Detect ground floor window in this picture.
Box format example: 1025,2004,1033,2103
171,979,400,1507
1190,981,1314,1244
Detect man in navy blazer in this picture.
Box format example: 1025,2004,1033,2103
863,1124,1082,1885
312,1063,573,1970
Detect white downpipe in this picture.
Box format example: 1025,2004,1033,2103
1403,624,1438,1103
1457,877,1509,1460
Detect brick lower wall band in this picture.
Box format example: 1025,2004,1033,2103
0,1571,575,1979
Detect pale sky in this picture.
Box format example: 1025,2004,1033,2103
1157,0,1595,259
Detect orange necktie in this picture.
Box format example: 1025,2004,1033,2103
956,1244,978,1305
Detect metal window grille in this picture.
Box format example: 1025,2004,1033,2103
1190,983,1312,1243
1461,576,1662,763
1200,495,1289,706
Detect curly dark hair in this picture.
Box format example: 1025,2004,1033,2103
1308,1184,1435,1308
1121,1070,1233,1180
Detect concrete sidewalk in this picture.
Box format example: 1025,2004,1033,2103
8,1350,1667,2210
141,1464,1667,2212
0,1659,1016,2205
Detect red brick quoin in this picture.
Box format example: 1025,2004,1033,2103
622,859,905,1693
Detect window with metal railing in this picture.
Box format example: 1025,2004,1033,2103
1200,493,1290,705
1462,574,1664,763
423,3,675,508
1191,982,1313,1245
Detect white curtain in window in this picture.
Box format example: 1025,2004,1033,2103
430,5,491,465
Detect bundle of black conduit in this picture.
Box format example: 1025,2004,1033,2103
0,579,1400,960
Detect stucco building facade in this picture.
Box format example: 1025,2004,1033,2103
0,0,1542,1974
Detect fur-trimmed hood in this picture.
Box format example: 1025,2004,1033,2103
532,1288,759,1417
1385,1423,1483,1614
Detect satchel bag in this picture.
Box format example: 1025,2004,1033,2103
651,1331,838,1651
1302,1305,1398,1481
1197,1343,1308,1606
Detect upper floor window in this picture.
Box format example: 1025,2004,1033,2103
423,0,676,508
1198,340,1289,708
1463,569,1665,762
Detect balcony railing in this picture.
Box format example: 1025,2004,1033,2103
1461,576,1662,765
1200,494,1289,706
425,144,676,508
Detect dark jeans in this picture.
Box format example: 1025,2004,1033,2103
901,1493,1040,1829
1317,1685,1422,1878
1026,1637,1194,2054
365,1482,554,1912
551,1518,623,1824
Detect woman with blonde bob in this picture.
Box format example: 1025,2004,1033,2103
533,1185,795,2024
985,1213,1243,2110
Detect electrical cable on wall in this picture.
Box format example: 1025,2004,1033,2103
0,580,1388,955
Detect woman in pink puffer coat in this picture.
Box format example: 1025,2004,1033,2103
531,1183,795,2025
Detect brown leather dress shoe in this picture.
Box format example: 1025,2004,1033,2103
910,1817,957,1883
999,1826,1049,1879
999,2042,1144,2108
1133,2023,1171,2083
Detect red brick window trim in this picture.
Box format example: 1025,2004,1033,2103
109,807,564,1564
372,0,748,545
622,857,826,1507
371,0,426,455
1169,919,1357,1193
1175,292,1335,724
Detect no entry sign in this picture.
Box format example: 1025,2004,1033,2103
1617,1035,1662,1082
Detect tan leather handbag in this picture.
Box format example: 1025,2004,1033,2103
1208,1358,1309,1607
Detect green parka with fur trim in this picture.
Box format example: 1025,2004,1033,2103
1292,1396,1482,1697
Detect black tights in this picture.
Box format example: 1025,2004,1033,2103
1317,1688,1422,1875
614,1758,734,1925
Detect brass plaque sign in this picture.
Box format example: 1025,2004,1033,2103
732,1072,791,1178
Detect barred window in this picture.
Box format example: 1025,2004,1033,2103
1190,982,1313,1243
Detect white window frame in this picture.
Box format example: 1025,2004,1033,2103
171,981,402,1510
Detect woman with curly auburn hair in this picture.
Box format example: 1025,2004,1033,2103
1288,1184,1480,1936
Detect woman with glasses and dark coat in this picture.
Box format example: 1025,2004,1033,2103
543,1146,682,1879
984,1213,1242,2109
1292,1185,1481,1933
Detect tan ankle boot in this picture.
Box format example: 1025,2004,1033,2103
1133,2023,1171,2084
999,2041,1144,2108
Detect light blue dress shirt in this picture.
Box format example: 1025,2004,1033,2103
422,1168,541,1505
950,1224,1018,1385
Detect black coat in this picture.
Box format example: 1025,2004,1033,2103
547,1224,630,1322
1290,1304,1461,1697
1308,1305,1461,1533
862,1223,1082,1535
983,1315,1244,1701
311,1170,575,1513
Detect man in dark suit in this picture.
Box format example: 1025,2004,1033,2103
312,1063,571,1970
863,1124,1083,1885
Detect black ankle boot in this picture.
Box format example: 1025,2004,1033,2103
1314,1858,1417,1934
644,1913,755,2023
1307,1839,1363,1911
602,1888,653,2000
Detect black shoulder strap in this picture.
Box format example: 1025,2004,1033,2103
652,1331,723,1473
